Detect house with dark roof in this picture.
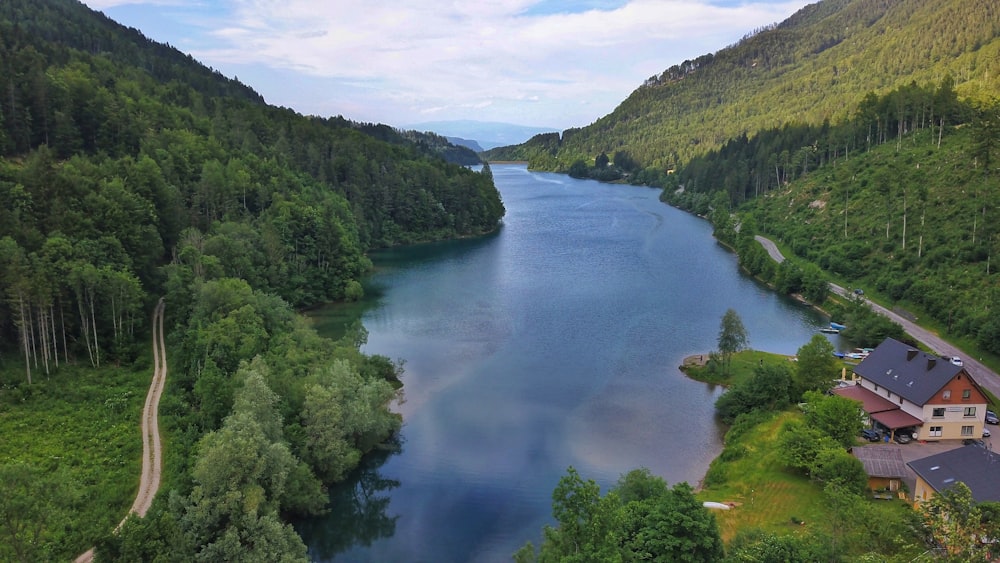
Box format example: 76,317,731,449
851,445,908,495
834,338,987,441
908,444,1000,506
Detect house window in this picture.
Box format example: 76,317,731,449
929,426,943,437
932,408,945,418
962,425,974,436
964,407,977,417
962,389,971,399
943,390,952,400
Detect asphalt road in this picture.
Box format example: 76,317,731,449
754,236,1000,398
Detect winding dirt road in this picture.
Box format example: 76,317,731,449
76,298,167,563
754,236,1000,397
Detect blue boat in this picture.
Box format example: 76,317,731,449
830,322,847,330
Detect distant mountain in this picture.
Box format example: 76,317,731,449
488,0,1000,170
446,136,484,153
405,120,559,151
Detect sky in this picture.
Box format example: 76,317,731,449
80,0,814,131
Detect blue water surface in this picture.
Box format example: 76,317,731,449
298,165,830,562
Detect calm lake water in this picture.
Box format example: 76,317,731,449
298,164,831,562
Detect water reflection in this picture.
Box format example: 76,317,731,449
297,441,402,561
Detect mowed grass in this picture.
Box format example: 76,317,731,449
0,361,149,558
696,411,826,543
682,349,796,386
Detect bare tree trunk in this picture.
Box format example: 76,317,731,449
919,208,925,258
60,299,69,364
90,291,100,368
17,293,31,385
38,306,50,376
78,295,95,367
27,303,37,370
902,189,907,251
50,304,59,368
111,293,119,344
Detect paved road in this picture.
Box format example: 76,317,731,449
754,235,785,264
755,237,1000,398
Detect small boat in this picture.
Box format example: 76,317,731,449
820,327,840,334
832,352,846,358
830,322,847,330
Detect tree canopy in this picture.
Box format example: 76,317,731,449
515,467,724,563
717,308,749,374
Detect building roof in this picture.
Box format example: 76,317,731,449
907,445,1000,503
832,384,899,413
852,446,908,478
870,408,923,430
831,384,922,430
852,338,963,406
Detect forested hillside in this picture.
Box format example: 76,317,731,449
0,0,503,367
668,79,1000,359
487,0,999,171
0,0,503,560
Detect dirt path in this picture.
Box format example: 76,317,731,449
754,236,1000,397
75,298,167,563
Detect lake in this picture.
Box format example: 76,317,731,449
298,164,831,562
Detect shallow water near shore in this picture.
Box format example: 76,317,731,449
299,164,831,562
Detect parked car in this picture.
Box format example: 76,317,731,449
984,427,992,438
861,428,881,442
893,431,913,444
950,356,963,367
987,410,999,425
853,288,864,296
964,438,986,447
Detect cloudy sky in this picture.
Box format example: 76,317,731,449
80,0,813,131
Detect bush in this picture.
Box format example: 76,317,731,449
720,444,749,462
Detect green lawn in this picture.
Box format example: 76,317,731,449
696,411,827,542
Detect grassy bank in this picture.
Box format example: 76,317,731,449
684,350,924,557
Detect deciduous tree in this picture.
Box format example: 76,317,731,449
717,308,749,374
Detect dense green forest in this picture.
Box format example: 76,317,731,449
0,0,503,560
486,0,1000,170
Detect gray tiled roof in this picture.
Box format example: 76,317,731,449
851,445,908,478
907,445,1000,502
852,338,962,406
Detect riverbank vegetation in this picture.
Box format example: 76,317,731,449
0,0,504,559
514,467,724,562
677,325,926,559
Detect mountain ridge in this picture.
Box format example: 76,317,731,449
486,0,1000,170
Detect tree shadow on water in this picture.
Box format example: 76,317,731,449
295,440,402,561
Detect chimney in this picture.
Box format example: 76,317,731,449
907,349,918,361
927,358,936,370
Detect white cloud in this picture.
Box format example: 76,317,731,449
83,0,812,128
